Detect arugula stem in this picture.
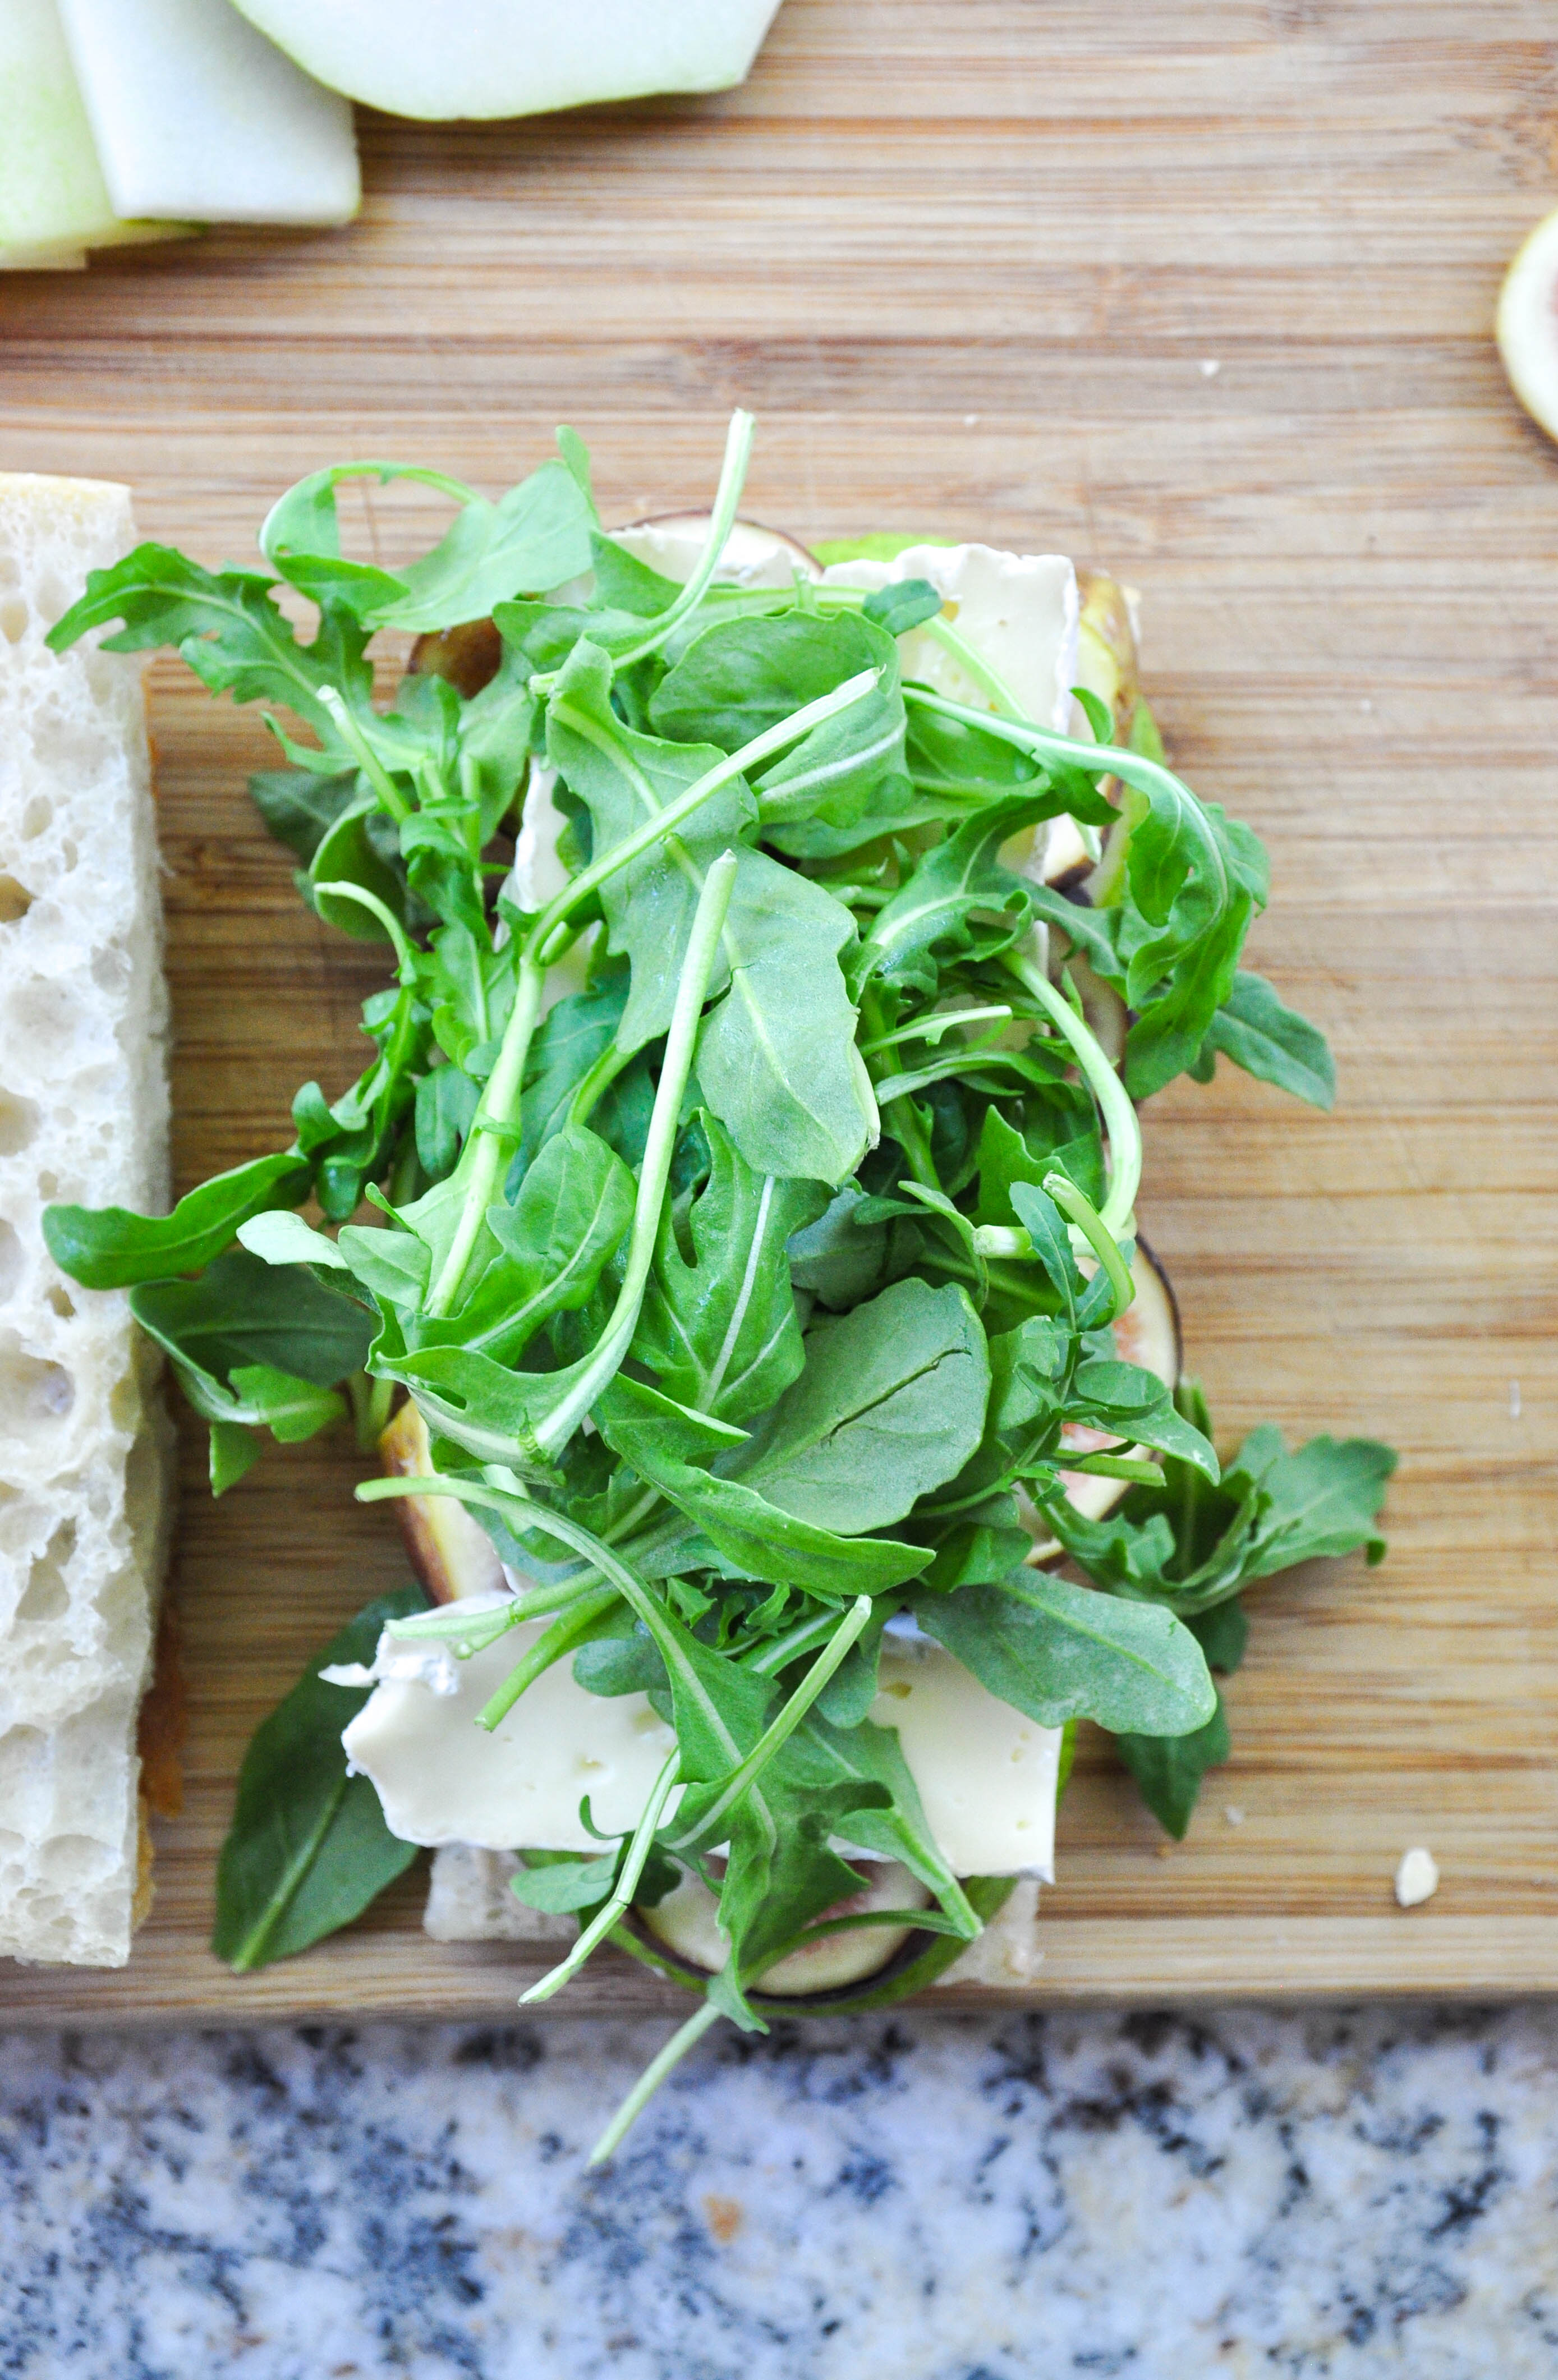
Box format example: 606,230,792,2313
1002,950,1141,1234
1064,1453,1162,1484
532,668,880,967
857,986,939,1189
423,949,545,1317
1043,1173,1136,1319
665,1596,872,1853
740,1609,842,1673
312,881,418,982
591,410,756,674
521,1749,682,2005
346,1369,397,1453
903,685,1230,908
860,1004,1013,1056
567,1038,632,1128
476,1584,622,1732
529,850,738,1459
317,687,412,822
530,411,756,699
588,1997,723,2166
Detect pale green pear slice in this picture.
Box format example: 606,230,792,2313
58,0,359,226
229,0,784,121
0,0,184,254
1499,206,1558,442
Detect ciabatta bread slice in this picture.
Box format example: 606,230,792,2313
0,472,174,1968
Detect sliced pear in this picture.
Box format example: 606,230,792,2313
0,0,185,255
228,0,785,122
57,0,359,226
378,1397,508,1605
1499,206,1558,443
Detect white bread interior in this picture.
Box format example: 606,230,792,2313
0,472,174,1968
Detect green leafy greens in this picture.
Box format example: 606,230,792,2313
44,411,1385,2160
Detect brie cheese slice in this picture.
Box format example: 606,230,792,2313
820,541,1079,736
344,1614,1060,1880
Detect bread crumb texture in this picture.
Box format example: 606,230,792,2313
0,474,173,1968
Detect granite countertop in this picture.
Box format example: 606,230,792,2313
3,2003,1556,2377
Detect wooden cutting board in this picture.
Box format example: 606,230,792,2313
2,0,1555,2023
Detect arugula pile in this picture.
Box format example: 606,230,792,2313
44,413,1392,2158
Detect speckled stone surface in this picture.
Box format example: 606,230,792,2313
3,2005,1556,2377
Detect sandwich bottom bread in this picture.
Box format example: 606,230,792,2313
0,472,174,1968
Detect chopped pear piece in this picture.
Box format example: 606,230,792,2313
1499,206,1558,443
229,0,785,122
0,0,183,256
57,0,359,227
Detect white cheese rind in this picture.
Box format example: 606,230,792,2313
58,0,360,227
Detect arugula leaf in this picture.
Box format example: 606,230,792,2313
652,611,907,842
249,768,358,863
261,456,595,633
633,1110,829,1421
44,1151,312,1290
130,1249,373,1386
597,1377,935,1599
913,1570,1216,1736
212,1585,426,1970
733,1278,991,1532
1110,1602,1246,1837
375,461,596,632
412,1122,633,1366
1045,1404,1394,1614
46,544,369,743
862,578,944,637
853,792,1065,996
1201,970,1336,1110
548,642,872,1183
1112,1694,1231,1840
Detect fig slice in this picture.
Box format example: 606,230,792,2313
1015,1235,1183,1549
637,1857,931,1995
608,510,823,590
1499,207,1558,442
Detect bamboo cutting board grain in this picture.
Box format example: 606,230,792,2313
2,0,1555,2022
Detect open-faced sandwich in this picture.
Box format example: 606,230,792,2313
38,416,1394,2152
